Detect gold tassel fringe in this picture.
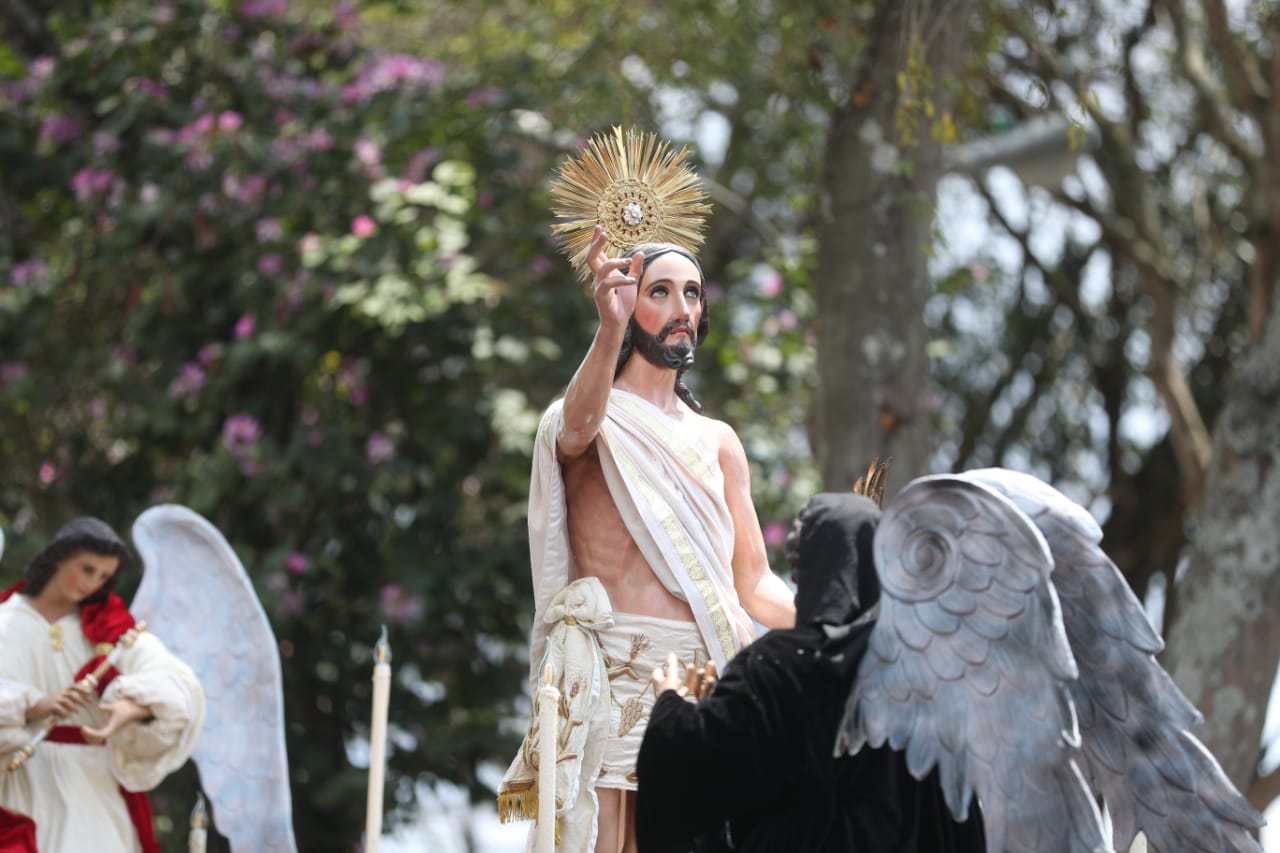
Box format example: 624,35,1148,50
496,783,561,844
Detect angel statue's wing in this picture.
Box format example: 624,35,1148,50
131,504,298,853
836,474,1110,852
965,468,1263,852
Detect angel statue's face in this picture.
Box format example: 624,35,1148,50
50,549,119,606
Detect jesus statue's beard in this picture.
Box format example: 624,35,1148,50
629,318,696,370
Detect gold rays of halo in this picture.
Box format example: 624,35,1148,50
549,126,711,282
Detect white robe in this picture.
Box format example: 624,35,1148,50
527,388,757,690
502,390,758,846
0,595,205,853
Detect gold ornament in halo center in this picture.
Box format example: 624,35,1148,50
549,126,711,282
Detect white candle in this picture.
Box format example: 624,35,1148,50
536,662,559,853
188,793,208,853
365,627,392,853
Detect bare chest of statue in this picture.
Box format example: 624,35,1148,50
560,442,695,622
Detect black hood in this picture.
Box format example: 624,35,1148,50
792,492,881,628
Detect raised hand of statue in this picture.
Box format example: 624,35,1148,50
81,697,152,744
585,225,642,333
652,652,717,700
24,685,92,723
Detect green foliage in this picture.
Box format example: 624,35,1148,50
0,1,554,847
0,0,825,847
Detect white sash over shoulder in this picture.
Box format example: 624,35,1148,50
526,390,753,680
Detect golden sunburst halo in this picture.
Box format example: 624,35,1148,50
549,126,711,282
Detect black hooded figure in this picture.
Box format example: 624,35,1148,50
635,492,987,852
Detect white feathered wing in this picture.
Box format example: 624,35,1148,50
131,504,298,853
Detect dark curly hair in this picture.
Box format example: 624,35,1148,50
615,243,710,413
23,517,130,605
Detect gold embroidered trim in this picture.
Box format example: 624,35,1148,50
611,393,717,484
603,635,706,738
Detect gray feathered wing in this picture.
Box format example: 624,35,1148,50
838,471,1264,853
837,474,1108,852
131,504,298,853
965,468,1263,853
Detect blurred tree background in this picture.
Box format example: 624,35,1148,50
0,0,1276,849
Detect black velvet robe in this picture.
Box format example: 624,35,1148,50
635,493,987,853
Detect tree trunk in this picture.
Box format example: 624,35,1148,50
1162,289,1280,791
812,0,973,492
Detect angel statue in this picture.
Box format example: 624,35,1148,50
0,506,297,853
637,468,1265,852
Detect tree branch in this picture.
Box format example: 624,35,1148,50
1202,0,1269,110
1156,0,1262,171
1248,763,1280,813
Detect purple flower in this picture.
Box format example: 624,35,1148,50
465,86,503,108
29,57,55,82
222,413,262,451
379,583,424,623
298,233,322,257
404,147,440,183
39,113,83,146
763,521,788,548
305,128,334,152
218,111,244,133
284,552,311,574
71,167,115,201
332,2,358,28
342,55,445,104
276,589,304,619
11,259,47,286
527,256,554,278
257,253,283,278
184,150,214,171
93,130,120,156
240,0,286,18
0,362,29,385
132,77,169,100
233,314,256,340
255,218,283,243
365,431,395,464
197,343,221,365
223,173,267,205
351,215,377,238
760,271,784,297
354,137,381,168
38,461,60,486
167,361,207,399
